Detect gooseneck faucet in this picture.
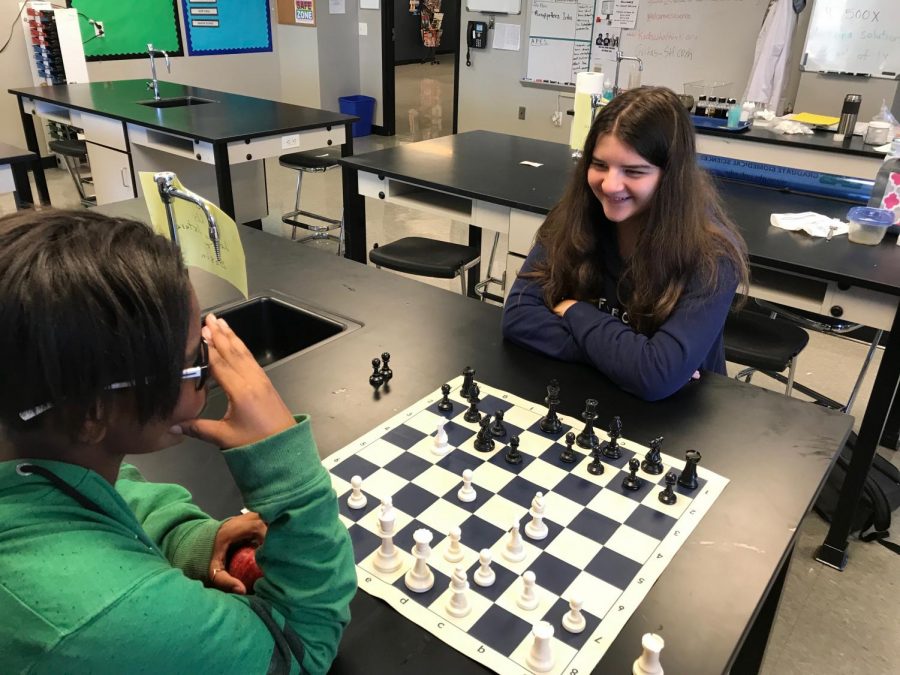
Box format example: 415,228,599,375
146,43,171,101
613,51,643,96
154,172,222,262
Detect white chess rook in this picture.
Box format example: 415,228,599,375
444,526,464,563
503,522,526,562
347,475,367,510
373,506,402,574
433,419,450,456
517,570,539,611
404,528,435,593
445,565,471,618
633,633,665,675
525,621,555,673
473,548,495,587
524,491,548,540
457,469,477,502
562,596,586,634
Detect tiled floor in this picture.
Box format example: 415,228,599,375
3,61,898,674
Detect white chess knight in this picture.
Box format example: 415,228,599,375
525,621,555,673
633,633,665,675
445,566,471,618
347,475,367,510
404,528,435,593
562,595,586,634
503,522,526,562
473,548,495,587
373,503,402,574
443,526,464,563
524,492,548,540
457,469,477,502
432,419,450,456
380,496,394,518
516,570,539,611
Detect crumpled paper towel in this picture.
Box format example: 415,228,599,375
772,120,814,135
770,212,848,238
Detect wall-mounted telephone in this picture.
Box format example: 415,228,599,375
467,21,487,49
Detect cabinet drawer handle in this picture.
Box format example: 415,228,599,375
120,167,130,188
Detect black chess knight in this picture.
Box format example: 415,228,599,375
474,415,495,453
641,436,664,475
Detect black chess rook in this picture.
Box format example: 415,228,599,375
678,449,702,491
461,366,476,397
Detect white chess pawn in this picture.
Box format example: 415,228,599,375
347,475,367,510
524,491,548,540
633,633,664,675
443,526,464,563
373,505,402,574
404,528,435,593
457,469,476,502
433,419,450,456
503,522,525,563
525,621,555,673
473,548,495,587
562,595,586,634
516,570,539,611
445,565,471,618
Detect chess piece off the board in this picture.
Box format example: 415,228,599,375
379,352,393,382
369,358,384,391
526,621,555,673
633,632,664,675
404,528,435,593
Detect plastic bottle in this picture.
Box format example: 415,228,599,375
740,101,754,125
726,101,742,129
695,95,707,116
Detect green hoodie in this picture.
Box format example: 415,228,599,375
0,416,356,674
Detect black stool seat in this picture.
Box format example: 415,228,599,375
48,139,88,158
725,311,809,372
370,237,480,279
279,148,341,171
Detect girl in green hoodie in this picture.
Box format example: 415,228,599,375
0,209,356,674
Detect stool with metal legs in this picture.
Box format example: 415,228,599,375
279,148,343,254
48,139,94,206
473,232,504,301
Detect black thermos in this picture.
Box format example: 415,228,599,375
834,94,862,141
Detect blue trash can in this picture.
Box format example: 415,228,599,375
338,95,376,137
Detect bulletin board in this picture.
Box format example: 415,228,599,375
276,0,316,26
801,0,899,78
182,0,273,55
69,0,183,60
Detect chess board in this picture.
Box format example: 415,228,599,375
327,377,728,675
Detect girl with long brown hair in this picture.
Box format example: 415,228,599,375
502,86,748,400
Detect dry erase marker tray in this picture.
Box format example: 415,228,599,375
690,115,751,132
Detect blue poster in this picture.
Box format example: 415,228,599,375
182,0,273,55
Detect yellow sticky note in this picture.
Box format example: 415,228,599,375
139,172,248,298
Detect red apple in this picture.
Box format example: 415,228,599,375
227,545,264,592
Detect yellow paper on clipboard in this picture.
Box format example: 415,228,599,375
789,113,840,127
139,172,248,298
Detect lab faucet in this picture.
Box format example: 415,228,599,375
613,51,643,96
146,43,170,101
154,172,222,263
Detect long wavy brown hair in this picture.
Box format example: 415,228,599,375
525,86,748,334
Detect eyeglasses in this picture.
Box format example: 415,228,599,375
18,339,210,422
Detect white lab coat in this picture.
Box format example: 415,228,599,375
742,0,797,111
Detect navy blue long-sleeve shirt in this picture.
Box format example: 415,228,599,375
501,242,738,401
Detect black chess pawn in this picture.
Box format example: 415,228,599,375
601,416,623,460
622,458,642,491
641,436,664,475
437,383,453,412
659,471,678,505
677,449,702,491
490,410,507,438
474,415,496,453
576,398,600,449
539,379,563,434
463,383,482,423
587,438,605,475
369,358,384,390
505,435,523,465
559,431,577,464
379,352,393,382
461,366,476,397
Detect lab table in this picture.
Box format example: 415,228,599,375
8,80,357,225
338,130,900,570
0,141,46,209
92,213,853,674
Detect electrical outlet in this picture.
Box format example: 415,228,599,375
92,21,104,37
281,133,300,149
518,106,526,120
551,111,562,127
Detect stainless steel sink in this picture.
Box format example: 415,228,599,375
138,96,217,109
207,294,361,369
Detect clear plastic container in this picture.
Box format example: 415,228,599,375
846,206,894,245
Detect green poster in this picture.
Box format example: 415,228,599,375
71,0,182,59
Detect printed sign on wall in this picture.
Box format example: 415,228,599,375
182,0,273,55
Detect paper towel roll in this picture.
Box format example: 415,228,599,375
570,71,605,151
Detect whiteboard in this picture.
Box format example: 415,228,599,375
522,0,772,97
801,0,900,78
466,0,522,14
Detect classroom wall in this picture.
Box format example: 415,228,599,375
0,1,40,148
316,3,361,113
358,8,384,127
